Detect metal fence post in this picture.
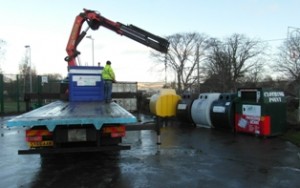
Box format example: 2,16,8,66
0,74,4,114
17,74,20,113
37,76,42,107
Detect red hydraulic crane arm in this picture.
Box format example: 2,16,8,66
65,9,169,67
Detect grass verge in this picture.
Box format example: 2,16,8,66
281,130,300,147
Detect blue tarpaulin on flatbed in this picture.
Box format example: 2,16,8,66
7,100,137,131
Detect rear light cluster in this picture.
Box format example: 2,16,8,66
26,129,53,142
102,125,126,138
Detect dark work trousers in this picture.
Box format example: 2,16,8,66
104,80,113,102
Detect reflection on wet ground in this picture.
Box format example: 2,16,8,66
1,117,300,187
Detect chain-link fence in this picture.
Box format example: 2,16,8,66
0,74,145,115
0,74,63,115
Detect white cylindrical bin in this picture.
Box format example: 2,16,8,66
191,93,220,128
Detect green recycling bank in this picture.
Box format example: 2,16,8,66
235,88,286,136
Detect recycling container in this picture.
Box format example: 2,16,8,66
210,93,237,130
68,66,104,102
176,93,194,124
191,93,220,128
235,88,286,136
149,89,181,118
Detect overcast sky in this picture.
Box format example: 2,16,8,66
0,0,299,82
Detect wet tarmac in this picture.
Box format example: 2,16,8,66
1,116,300,188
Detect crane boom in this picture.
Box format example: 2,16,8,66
65,9,169,67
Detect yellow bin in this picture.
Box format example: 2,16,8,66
149,89,181,117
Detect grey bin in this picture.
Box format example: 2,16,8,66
210,93,237,131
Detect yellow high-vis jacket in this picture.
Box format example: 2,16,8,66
102,65,115,81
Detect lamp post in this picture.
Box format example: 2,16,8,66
86,35,95,66
25,45,32,93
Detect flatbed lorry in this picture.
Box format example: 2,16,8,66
6,9,169,155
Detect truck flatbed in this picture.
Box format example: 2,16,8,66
7,100,137,131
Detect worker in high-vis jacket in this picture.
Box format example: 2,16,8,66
102,60,116,103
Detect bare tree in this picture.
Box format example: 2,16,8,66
243,60,265,87
204,34,265,92
0,39,7,73
19,55,37,93
150,32,209,93
204,38,232,91
45,73,63,81
274,35,300,81
19,56,30,77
